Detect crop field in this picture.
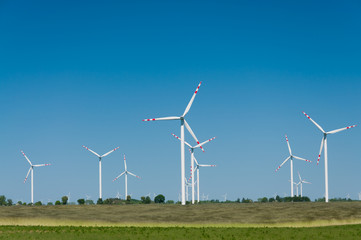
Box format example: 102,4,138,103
1,202,361,239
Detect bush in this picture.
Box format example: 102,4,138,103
141,196,151,204
166,200,174,204
77,199,85,205
47,202,53,205
61,196,68,205
7,199,13,206
154,194,165,203
34,201,42,206
55,200,61,205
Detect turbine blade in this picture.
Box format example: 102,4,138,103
24,167,31,183
142,116,180,121
194,137,216,148
21,150,32,166
102,146,120,157
112,172,125,182
298,171,302,182
124,155,127,171
275,156,291,172
303,181,312,184
317,137,325,165
33,164,51,167
184,120,204,152
128,172,141,179
193,156,199,166
171,133,192,148
327,125,357,134
285,135,292,155
182,81,202,117
293,156,312,163
302,112,325,133
82,146,101,157
199,164,216,167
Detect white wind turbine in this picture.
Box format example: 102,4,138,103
303,112,356,202
193,156,216,203
82,145,120,200
222,193,227,202
172,133,216,204
275,135,311,197
185,177,191,201
21,150,51,204
113,154,140,198
297,171,311,197
143,82,203,205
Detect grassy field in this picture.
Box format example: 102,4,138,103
1,202,361,227
1,202,361,239
0,225,361,239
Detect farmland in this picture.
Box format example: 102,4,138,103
1,202,361,239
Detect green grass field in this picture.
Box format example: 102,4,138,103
1,202,361,239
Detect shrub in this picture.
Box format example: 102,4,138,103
154,194,165,203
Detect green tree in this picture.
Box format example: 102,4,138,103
126,195,131,202
154,194,165,203
17,201,22,205
7,199,13,206
47,202,53,205
145,196,151,204
166,200,174,204
0,195,7,206
97,198,103,204
55,200,61,205
61,196,68,205
85,199,94,205
77,199,85,205
34,201,42,206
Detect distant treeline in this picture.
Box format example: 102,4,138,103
0,194,356,206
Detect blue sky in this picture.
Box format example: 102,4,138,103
0,0,361,203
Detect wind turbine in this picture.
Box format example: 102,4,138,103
193,156,216,203
289,180,299,196
143,82,203,205
113,154,140,198
297,171,311,197
222,193,227,202
303,112,356,202
82,145,120,200
21,150,50,204
185,177,191,201
116,191,121,199
172,133,216,204
275,135,311,197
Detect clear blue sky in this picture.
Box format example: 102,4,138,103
1,0,361,203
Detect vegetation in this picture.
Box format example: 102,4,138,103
154,194,165,203
61,196,68,205
77,199,85,205
0,225,361,240
0,202,360,226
